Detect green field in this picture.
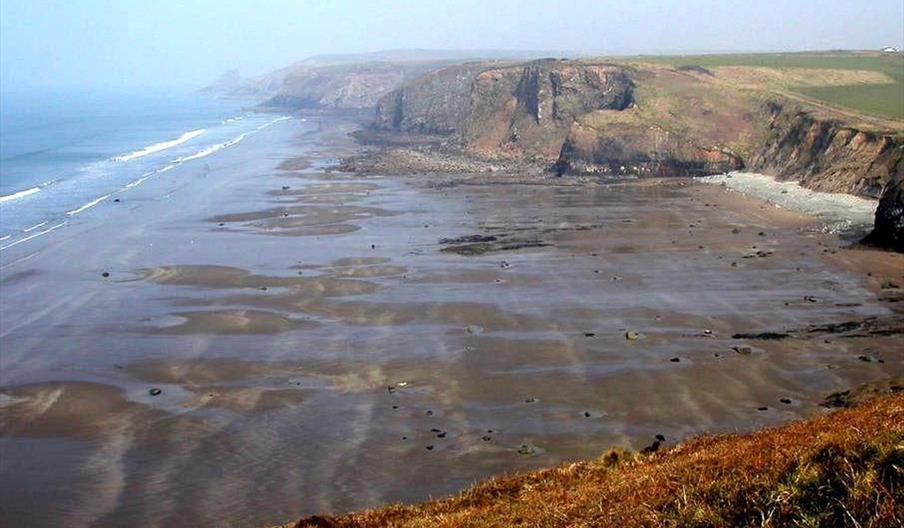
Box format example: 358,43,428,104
629,52,904,120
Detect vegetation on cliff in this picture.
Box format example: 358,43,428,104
283,392,904,528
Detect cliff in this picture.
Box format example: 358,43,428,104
748,102,904,199
369,58,904,251
374,60,634,160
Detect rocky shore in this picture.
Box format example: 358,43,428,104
339,58,903,252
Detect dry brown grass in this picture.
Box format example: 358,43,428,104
281,393,904,528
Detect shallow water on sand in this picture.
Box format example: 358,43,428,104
1,116,902,527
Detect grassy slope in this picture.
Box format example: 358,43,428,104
628,52,904,120
286,393,904,528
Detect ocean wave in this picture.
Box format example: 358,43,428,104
23,221,48,232
111,129,206,162
0,186,41,203
173,116,290,163
66,194,113,216
0,221,67,251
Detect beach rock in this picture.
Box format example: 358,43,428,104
731,331,790,340
641,440,661,454
732,345,753,355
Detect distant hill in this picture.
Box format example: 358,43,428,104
201,49,579,109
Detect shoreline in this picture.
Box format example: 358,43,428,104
700,171,879,236
2,114,903,527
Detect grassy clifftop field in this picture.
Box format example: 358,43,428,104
624,51,904,121
284,392,904,528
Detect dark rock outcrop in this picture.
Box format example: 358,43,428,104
864,175,904,251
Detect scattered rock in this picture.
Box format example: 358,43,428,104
281,186,291,190
517,444,535,456
655,434,666,442
625,331,640,341
148,388,162,396
779,398,792,404
584,332,596,337
757,406,769,411
101,272,110,278
425,445,434,451
669,357,681,363
641,440,661,454
731,331,790,340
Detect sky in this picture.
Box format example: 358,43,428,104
2,0,903,92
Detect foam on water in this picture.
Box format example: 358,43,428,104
111,129,206,162
0,114,292,252
0,186,41,203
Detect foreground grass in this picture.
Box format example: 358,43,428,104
284,393,904,528
624,51,904,120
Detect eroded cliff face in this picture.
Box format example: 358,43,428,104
374,60,634,159
748,102,904,198
555,122,744,177
744,102,903,251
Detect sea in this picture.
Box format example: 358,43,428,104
0,89,287,251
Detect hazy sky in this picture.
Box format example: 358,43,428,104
2,0,903,92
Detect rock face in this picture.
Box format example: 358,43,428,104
747,102,904,198
744,102,903,251
555,122,745,177
374,60,635,160
864,175,904,251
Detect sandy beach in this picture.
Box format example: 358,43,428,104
1,115,902,527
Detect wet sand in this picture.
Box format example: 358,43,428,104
1,115,902,528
